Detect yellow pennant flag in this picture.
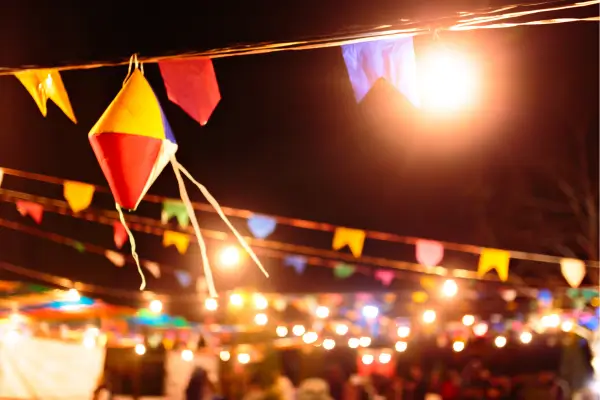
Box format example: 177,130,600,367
478,248,511,281
15,69,77,123
332,227,366,257
163,230,190,254
64,181,95,212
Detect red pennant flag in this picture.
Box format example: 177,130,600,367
16,201,43,224
113,221,128,249
158,58,221,126
415,239,444,266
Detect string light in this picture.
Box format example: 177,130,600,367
315,306,330,319
204,298,218,311
237,353,250,364
561,320,574,332
292,325,306,336
229,293,244,307
362,354,374,365
462,315,475,326
134,344,146,355
520,331,533,344
335,324,349,335
348,338,360,348
323,339,336,350
423,309,436,324
219,350,231,361
66,288,80,302
253,294,268,310
276,326,288,337
218,245,241,267
473,322,488,337
359,337,372,347
149,299,163,314
303,332,318,344
362,305,379,319
181,349,194,362
254,313,268,326
397,326,411,338
395,341,408,352
494,336,507,348
379,352,392,364
452,340,465,352
541,314,561,329
442,279,458,297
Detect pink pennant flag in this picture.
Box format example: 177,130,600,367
415,239,444,266
113,221,128,249
374,269,395,286
16,201,43,224
159,58,221,126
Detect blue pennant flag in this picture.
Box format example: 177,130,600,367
284,255,307,275
247,214,277,239
342,36,420,107
175,270,191,287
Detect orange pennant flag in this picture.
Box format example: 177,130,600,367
15,69,76,123
478,248,510,281
162,230,190,254
64,181,95,213
332,227,366,257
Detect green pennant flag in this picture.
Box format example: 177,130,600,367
72,241,85,253
334,263,355,279
161,200,190,228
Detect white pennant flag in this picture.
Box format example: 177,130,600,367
560,258,586,288
143,261,161,278
104,250,126,267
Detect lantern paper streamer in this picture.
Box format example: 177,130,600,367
159,57,221,126
477,248,510,281
560,258,586,288
89,56,267,295
63,181,95,213
342,36,420,106
415,239,444,266
247,214,277,239
15,69,77,122
332,227,366,258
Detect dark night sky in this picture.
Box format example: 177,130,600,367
0,3,597,314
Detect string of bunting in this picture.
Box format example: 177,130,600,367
0,167,597,291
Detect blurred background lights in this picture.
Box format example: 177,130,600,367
494,335,507,348
423,309,436,324
66,288,80,302
134,343,146,355
149,299,163,314
219,350,231,362
303,331,318,344
323,339,336,350
253,294,268,310
3,329,20,345
453,341,465,352
395,341,408,352
315,306,330,319
462,314,475,326
204,298,218,311
442,279,458,297
473,322,488,337
561,320,574,332
348,338,360,348
541,313,560,329
254,313,268,326
276,326,288,337
520,331,533,344
237,353,250,364
181,349,194,362
362,305,379,319
397,326,410,338
292,325,306,336
362,354,374,365
359,336,372,347
335,324,349,335
219,245,241,267
379,353,392,364
229,293,243,307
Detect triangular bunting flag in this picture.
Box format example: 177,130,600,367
158,57,221,126
161,200,190,228
283,255,307,275
560,258,586,288
333,263,356,279
16,201,44,224
175,270,191,287
374,269,395,286
143,261,161,278
247,214,277,239
477,248,510,281
415,239,444,266
163,230,190,254
15,69,77,122
332,227,366,258
113,221,128,249
105,250,126,267
72,241,85,253
63,181,95,213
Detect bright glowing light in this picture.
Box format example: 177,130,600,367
276,326,288,337
253,294,268,310
220,350,231,361
379,353,392,364
442,279,458,297
83,336,96,349
541,314,561,329
323,339,336,350
420,48,478,111
254,313,268,326
204,298,218,311
561,321,574,332
335,324,349,335
362,305,379,319
315,306,330,319
473,322,488,337
292,325,306,336
397,326,410,338
219,246,241,267
423,310,436,324
66,288,80,302
134,344,146,355
494,336,507,348
181,349,194,362
229,293,244,307
237,353,250,364
395,341,408,352
453,341,465,352
462,315,475,327
520,331,533,344
303,332,318,344
362,354,374,365
149,299,163,314
3,330,20,345
348,338,360,348
359,337,372,347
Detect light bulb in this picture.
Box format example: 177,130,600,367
181,349,194,362
561,321,573,332
379,353,392,364
359,337,371,347
494,336,507,348
276,326,288,337
292,325,306,336
83,336,96,349
423,310,436,324
229,293,244,307
442,279,458,297
362,354,374,365
303,332,318,344
205,298,218,311
219,350,231,361
219,246,241,267
149,299,163,314
315,306,330,319
335,324,349,335
323,339,336,350
520,331,533,344
253,294,268,310
462,315,475,326
348,338,360,348
362,305,379,319
395,341,408,352
397,326,410,338
237,353,250,364
452,341,465,352
134,343,146,355
66,288,80,302
473,322,488,337
254,313,268,326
